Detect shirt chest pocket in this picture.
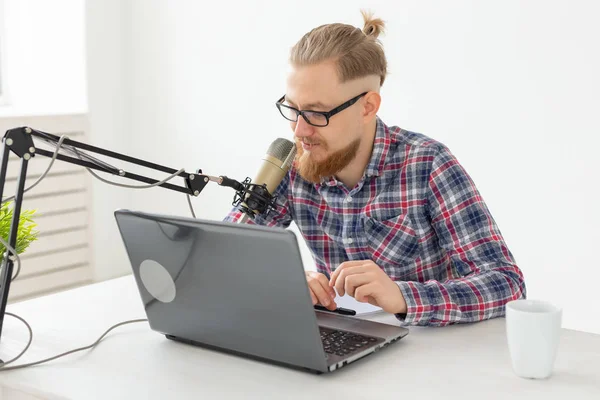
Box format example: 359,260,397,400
362,212,420,271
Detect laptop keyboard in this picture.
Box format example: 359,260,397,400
319,327,379,357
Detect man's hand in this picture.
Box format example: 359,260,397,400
305,271,337,310
329,260,407,314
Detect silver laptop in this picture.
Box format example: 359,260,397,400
114,209,408,373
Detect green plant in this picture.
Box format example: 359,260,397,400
0,201,39,265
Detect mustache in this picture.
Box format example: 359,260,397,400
295,137,322,145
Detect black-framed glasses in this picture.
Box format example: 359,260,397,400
275,92,368,127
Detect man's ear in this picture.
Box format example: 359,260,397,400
362,91,381,123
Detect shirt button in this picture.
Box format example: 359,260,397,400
346,197,353,202
346,238,354,245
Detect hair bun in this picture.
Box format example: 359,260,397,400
361,10,385,39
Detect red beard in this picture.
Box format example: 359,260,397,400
294,137,360,184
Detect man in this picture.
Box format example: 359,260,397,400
225,11,526,326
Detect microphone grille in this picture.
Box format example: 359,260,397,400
267,138,297,168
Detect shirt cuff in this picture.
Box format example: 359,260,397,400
395,281,435,326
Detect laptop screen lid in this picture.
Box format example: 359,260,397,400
114,209,329,372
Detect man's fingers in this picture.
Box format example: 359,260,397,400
354,282,378,304
330,260,370,286
326,299,338,310
344,273,372,298
334,265,367,296
308,278,335,308
308,289,318,305
316,273,336,300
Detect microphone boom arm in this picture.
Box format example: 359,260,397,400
0,126,244,342
2,127,211,195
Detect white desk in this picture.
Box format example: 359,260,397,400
0,275,598,400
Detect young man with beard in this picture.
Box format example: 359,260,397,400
225,11,526,326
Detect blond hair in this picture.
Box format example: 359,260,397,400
290,10,387,86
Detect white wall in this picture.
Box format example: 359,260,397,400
88,0,600,333
0,0,87,116
0,0,7,104
0,0,134,288
85,0,134,281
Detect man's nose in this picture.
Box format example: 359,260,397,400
294,115,314,138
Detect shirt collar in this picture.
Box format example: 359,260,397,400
364,116,391,178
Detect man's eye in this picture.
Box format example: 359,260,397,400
304,112,328,125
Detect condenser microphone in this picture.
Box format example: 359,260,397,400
238,138,297,223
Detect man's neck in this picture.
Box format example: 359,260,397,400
335,118,378,189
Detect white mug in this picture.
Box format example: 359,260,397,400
506,299,562,379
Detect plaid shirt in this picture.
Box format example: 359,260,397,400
225,117,526,326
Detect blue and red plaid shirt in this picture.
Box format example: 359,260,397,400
225,117,526,326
